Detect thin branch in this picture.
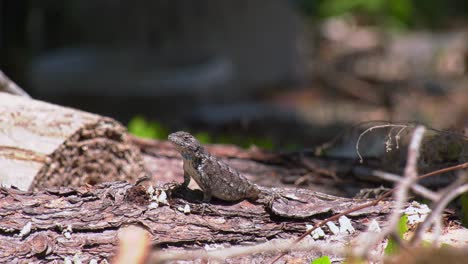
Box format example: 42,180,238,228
356,124,409,163
272,125,460,263
410,174,468,246
354,126,425,257
418,162,468,181
354,167,439,201
432,215,443,247
315,120,398,156
151,238,346,262
394,126,408,150
271,127,468,263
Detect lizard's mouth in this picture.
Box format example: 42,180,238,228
170,142,184,151
170,141,198,153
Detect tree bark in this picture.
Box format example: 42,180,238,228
1,93,465,263
0,92,147,190
0,181,392,263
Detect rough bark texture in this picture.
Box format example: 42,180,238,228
0,92,147,190
0,135,466,263
0,181,392,263
0,97,464,263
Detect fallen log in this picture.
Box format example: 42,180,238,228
0,181,392,263
0,92,147,190
2,180,466,263
1,92,466,263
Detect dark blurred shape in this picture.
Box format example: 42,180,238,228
1,0,303,122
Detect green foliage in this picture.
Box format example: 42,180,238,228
127,116,277,150
311,255,331,264
397,214,409,237
460,192,468,228
388,0,413,27
384,214,409,255
300,0,413,29
216,134,274,150
127,116,168,139
385,234,399,254
299,0,468,29
247,136,274,150
319,0,387,16
193,132,212,144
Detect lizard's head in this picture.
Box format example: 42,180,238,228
168,131,202,157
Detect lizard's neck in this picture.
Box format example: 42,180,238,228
181,150,204,184
181,149,203,168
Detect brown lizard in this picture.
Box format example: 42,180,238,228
168,131,267,202
168,131,388,220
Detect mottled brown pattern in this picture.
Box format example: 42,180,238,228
168,131,261,201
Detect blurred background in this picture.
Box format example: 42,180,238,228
1,0,467,150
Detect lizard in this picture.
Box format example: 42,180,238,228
167,131,388,219
168,131,271,202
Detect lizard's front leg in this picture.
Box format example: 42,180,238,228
202,187,212,202
182,172,191,188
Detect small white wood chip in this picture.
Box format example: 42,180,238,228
312,227,326,239
62,224,73,239
306,224,325,239
156,190,168,205
148,202,159,209
73,253,82,264
204,244,225,251
18,221,32,238
339,216,355,234
147,186,155,196
326,221,340,235
183,204,191,214
64,231,71,239
404,201,431,224
368,219,381,232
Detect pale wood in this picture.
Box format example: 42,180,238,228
0,92,147,190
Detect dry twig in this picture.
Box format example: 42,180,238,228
356,124,409,163
410,173,468,246
354,166,439,201
151,238,345,262
353,126,425,258
271,126,468,263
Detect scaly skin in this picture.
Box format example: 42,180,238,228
168,131,261,202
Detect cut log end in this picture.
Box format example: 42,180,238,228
32,117,147,190
0,92,148,190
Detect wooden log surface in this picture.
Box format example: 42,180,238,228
0,181,393,263
1,94,466,263
0,92,147,190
